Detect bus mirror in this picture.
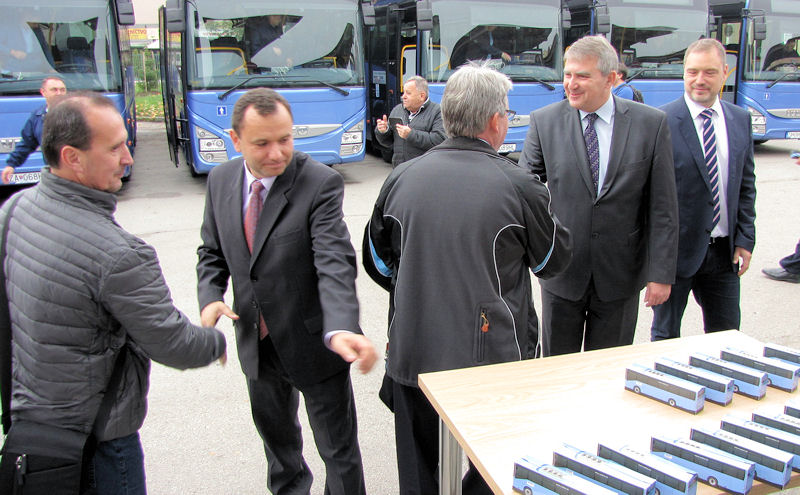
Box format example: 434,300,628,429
361,2,375,26
561,8,571,30
595,6,610,34
753,16,767,41
165,0,186,33
417,0,433,31
116,0,135,26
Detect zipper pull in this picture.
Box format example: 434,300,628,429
480,311,489,333
15,454,27,486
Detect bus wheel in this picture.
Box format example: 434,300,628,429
655,488,660,495
668,399,677,407
633,386,641,394
524,488,533,495
733,384,739,392
708,476,718,487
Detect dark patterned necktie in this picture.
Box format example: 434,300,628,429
700,109,721,230
583,112,600,191
243,180,268,339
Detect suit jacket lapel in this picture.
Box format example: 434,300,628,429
677,101,713,194
722,101,740,203
565,106,596,197
601,97,630,200
249,157,296,269
222,162,249,258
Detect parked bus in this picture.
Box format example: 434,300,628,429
0,0,136,185
597,443,698,495
709,0,800,143
654,357,735,406
720,347,800,392
513,456,618,495
624,364,705,414
553,444,657,495
650,436,756,494
763,342,800,366
364,0,570,162
565,0,709,107
752,409,800,437
689,353,768,399
159,0,367,175
721,414,800,469
690,427,792,487
785,399,800,419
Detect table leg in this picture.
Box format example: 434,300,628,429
439,418,463,495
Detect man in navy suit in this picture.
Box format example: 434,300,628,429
651,38,756,340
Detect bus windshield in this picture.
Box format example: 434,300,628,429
606,0,707,80
0,0,123,95
743,3,800,82
187,0,364,91
420,0,563,83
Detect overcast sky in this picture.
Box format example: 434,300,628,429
132,0,162,25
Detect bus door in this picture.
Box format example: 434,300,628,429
158,6,178,166
160,0,190,170
709,1,745,103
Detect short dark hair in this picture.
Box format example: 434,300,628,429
617,62,628,79
231,88,293,135
42,92,117,167
41,76,65,89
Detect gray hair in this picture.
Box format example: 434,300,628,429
565,35,619,76
405,75,429,97
684,38,726,66
440,61,512,138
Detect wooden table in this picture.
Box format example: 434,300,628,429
418,331,800,495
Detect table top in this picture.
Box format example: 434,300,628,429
418,331,800,495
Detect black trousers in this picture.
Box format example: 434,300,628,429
541,280,639,356
246,336,365,495
651,237,740,340
380,375,493,495
780,238,800,274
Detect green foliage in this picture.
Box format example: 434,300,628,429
135,92,164,121
132,48,161,94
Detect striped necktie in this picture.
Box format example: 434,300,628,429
244,180,269,339
583,112,600,192
700,109,721,230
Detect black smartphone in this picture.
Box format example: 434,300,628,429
388,117,404,130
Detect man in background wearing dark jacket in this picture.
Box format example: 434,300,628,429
364,62,572,495
375,75,446,167
0,93,226,492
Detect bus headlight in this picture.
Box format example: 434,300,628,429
199,138,225,152
195,126,228,162
340,121,364,156
747,107,766,135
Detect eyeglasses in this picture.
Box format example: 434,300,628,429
505,109,517,121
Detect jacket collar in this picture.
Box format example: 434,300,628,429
432,136,499,155
39,168,117,217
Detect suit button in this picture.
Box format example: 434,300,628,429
251,301,258,308
251,276,258,282
592,233,599,238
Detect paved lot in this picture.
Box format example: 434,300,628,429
4,122,800,493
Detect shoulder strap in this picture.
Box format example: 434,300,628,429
1,195,24,434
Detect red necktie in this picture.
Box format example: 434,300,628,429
244,180,268,339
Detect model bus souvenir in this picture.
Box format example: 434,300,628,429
513,456,617,495
597,442,698,495
650,436,756,495
690,427,792,488
553,444,657,495
654,357,734,406
625,364,705,413
751,408,800,437
688,353,768,399
720,347,800,392
720,414,800,469
763,342,800,366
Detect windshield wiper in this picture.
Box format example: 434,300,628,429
218,74,349,100
508,75,555,91
767,68,800,89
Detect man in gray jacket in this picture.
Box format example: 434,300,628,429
364,62,572,495
375,75,446,167
0,93,226,492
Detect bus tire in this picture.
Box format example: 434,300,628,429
668,398,676,407
733,384,739,392
654,488,660,495
633,386,641,394
708,476,718,487
524,488,533,495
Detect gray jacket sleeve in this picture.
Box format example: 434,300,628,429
104,243,225,369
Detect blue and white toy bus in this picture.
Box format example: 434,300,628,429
597,442,698,495
690,427,792,488
689,353,768,399
650,436,756,495
513,456,618,495
721,414,800,469
720,347,800,392
752,409,800,438
625,364,705,414
654,357,734,406
763,343,800,366
553,444,657,495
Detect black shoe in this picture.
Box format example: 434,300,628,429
762,267,800,283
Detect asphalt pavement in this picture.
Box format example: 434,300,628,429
3,121,800,494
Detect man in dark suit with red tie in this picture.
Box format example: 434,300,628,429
651,38,757,340
196,88,377,494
